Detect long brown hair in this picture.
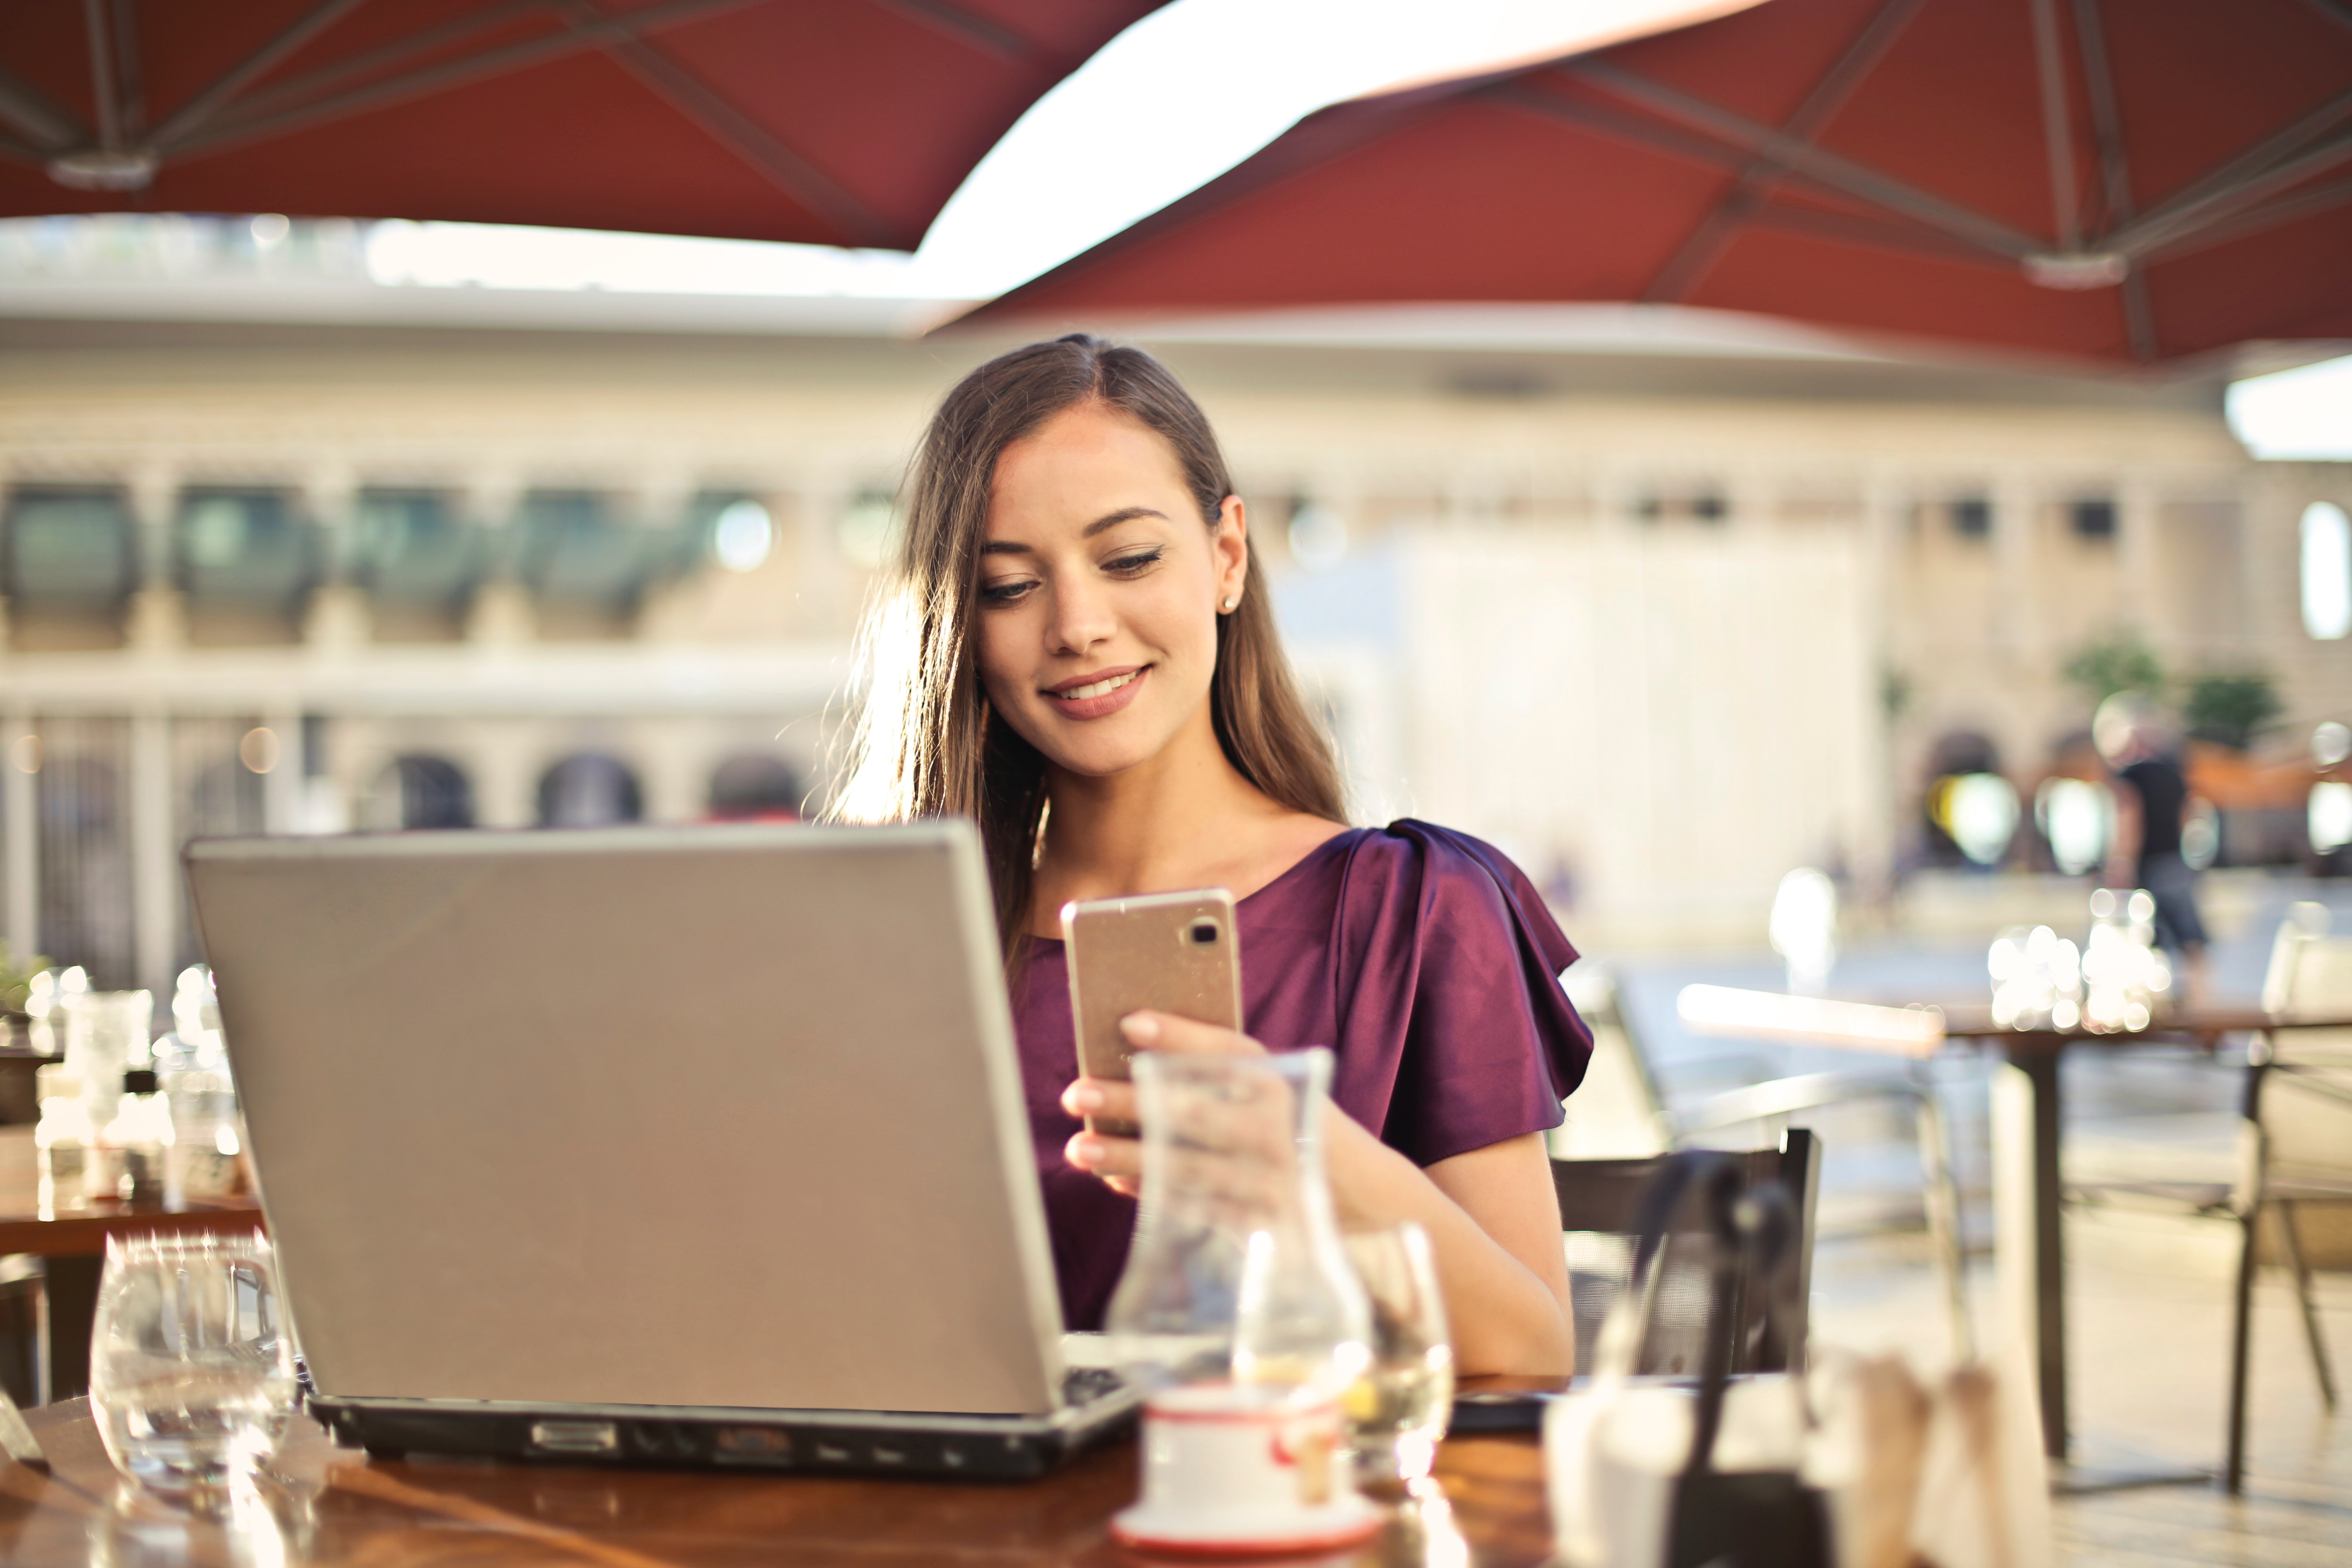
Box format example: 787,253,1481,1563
827,334,1345,953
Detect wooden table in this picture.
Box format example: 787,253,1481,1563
0,1128,265,1402
0,1398,1558,1567
1936,1005,2282,1489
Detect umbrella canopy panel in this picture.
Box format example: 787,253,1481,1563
0,0,1167,251
973,0,2352,366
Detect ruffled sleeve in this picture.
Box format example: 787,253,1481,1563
1324,820,1592,1167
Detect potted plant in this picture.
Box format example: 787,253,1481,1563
0,942,48,1049
0,943,52,1124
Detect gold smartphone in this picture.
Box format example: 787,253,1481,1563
1062,888,1244,1139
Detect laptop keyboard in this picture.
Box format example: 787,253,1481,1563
1061,1365,1131,1407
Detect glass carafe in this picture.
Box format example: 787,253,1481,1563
1105,1047,1382,1554
1106,1047,1371,1400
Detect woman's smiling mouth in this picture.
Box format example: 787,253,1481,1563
1044,665,1149,719
1058,670,1138,700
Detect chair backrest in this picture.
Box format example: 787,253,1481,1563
2265,903,2352,1013
1551,1128,1821,1376
1552,968,1674,1159
2258,907,2352,1186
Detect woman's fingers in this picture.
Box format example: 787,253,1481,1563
1064,1021,1276,1193
1060,1076,1138,1124
1065,1129,1143,1180
1118,1010,1265,1056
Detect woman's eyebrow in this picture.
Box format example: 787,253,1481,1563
1083,506,1168,536
981,506,1171,556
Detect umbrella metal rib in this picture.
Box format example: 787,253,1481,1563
1544,6,2350,331
1565,58,2044,260
2061,0,2153,360
79,0,125,153
144,0,376,150
558,0,892,244
162,0,773,160
2029,0,2080,252
0,66,80,154
870,0,1031,61
1641,0,1930,303
175,0,564,143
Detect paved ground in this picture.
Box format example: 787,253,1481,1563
1597,874,2351,1564
1801,1218,2350,1567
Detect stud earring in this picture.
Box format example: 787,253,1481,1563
1221,596,1239,612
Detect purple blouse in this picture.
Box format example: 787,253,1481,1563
1013,819,1593,1330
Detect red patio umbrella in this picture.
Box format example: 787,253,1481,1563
966,0,2352,366
0,0,1167,251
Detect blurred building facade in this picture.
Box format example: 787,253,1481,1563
0,286,2344,984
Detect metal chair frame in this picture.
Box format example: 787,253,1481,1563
1551,1127,1822,1374
2224,1029,2349,1493
1580,977,1972,1361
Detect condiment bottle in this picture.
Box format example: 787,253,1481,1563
91,1068,173,1204
33,1065,91,1211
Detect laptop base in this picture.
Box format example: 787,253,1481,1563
314,1395,1140,1482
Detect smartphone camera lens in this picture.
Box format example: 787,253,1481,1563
1187,919,1221,946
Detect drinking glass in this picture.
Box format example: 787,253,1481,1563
89,1233,297,1499
1341,1222,1454,1483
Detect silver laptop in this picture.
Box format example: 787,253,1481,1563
185,821,1137,1479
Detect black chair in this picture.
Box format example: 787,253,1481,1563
1552,1128,1821,1375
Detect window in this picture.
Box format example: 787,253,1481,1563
708,752,803,820
34,718,135,986
537,753,643,827
1635,488,1727,524
354,490,481,611
1950,498,1992,539
2302,501,2351,640
700,496,775,573
4,488,136,607
362,755,474,830
2068,498,2116,540
517,492,672,617
837,491,900,568
177,490,317,608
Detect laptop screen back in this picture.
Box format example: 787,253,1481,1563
186,822,1064,1416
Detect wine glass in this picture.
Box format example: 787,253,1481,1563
1341,1221,1454,1484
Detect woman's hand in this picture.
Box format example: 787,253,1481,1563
1060,1010,1263,1196
1060,1010,1577,1378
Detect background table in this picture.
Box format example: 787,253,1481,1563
1937,1005,2280,1487
0,1128,264,1403
0,1397,1558,1567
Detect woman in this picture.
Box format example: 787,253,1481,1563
833,336,1589,1375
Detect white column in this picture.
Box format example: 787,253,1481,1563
1727,468,1777,531
124,460,186,652
462,469,534,646
1857,472,1907,897
637,719,706,824
128,711,176,995
2116,478,2160,639
1591,465,1643,536
469,724,537,829
794,474,863,637
1991,471,2039,667
3,711,35,960
261,709,304,834
301,462,370,651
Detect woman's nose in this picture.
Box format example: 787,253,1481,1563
1047,579,1117,655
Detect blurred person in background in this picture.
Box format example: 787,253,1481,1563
2096,692,2210,1002
830,335,1589,1375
